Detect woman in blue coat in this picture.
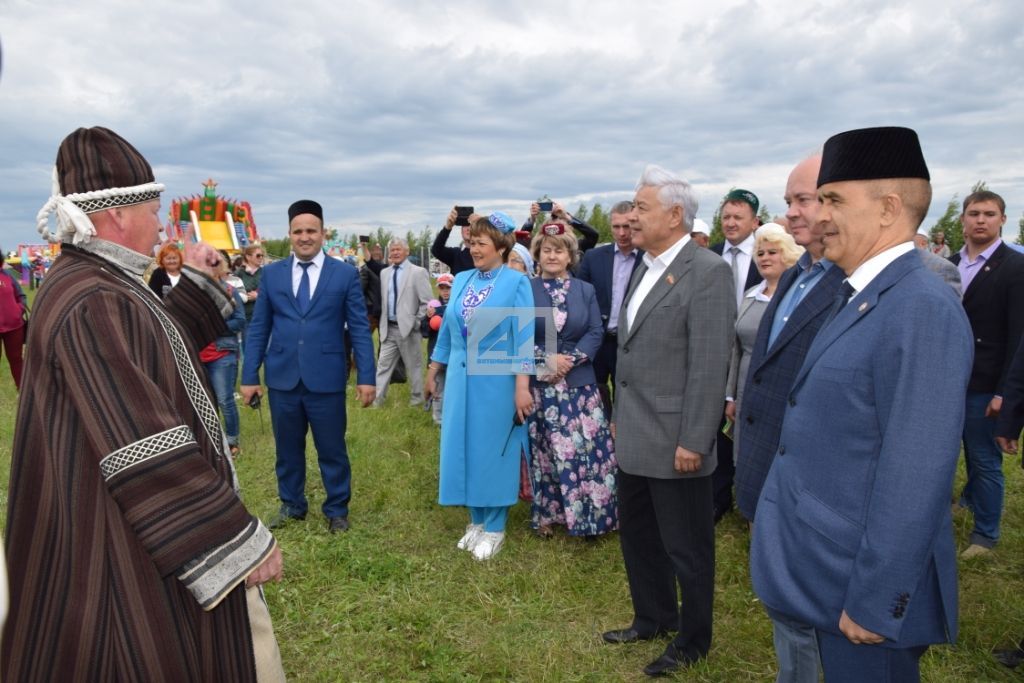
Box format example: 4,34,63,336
425,212,535,561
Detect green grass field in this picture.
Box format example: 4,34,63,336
1,302,1023,680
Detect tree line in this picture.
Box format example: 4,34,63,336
262,188,1024,260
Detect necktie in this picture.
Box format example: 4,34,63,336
823,280,855,328
297,261,312,314
390,265,400,321
729,246,743,303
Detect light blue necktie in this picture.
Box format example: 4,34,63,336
297,261,312,314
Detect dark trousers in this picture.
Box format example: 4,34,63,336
269,381,351,518
711,424,735,519
0,325,25,389
816,629,926,683
593,333,618,416
618,470,714,660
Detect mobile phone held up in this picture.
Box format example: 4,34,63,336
359,235,370,243
537,200,554,212
455,206,474,227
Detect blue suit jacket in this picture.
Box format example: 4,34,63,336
750,250,973,647
242,254,376,392
576,244,642,329
734,260,846,520
530,277,604,389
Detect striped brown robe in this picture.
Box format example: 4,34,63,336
2,240,276,682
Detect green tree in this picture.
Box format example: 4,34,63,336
930,196,962,254
758,205,771,225
586,203,611,243
262,237,292,259
1016,212,1024,246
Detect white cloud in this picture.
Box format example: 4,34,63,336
1,0,1022,248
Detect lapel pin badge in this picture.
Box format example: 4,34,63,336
858,302,868,312
666,274,675,285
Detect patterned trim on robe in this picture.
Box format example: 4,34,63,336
131,287,227,459
99,425,196,479
178,519,276,610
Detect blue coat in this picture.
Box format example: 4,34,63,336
734,261,846,520
530,277,604,389
241,255,376,391
432,267,533,507
750,250,973,647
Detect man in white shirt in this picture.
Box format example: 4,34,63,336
374,238,433,407
749,127,973,683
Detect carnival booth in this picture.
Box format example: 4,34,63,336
166,178,260,252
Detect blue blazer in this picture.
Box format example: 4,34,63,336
530,277,604,389
734,261,846,520
241,254,376,392
577,244,642,329
750,250,973,647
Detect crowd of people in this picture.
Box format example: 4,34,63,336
2,124,1024,682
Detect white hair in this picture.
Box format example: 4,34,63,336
387,237,409,250
635,165,699,231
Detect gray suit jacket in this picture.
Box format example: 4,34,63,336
614,238,737,479
917,249,962,298
380,260,433,341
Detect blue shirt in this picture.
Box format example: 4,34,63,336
768,253,834,348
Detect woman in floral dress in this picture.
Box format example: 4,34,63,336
528,221,618,538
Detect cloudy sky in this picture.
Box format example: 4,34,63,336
1,0,1022,249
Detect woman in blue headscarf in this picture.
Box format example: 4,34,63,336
426,212,535,561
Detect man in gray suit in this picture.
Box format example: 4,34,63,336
373,238,433,406
602,165,736,677
914,230,962,297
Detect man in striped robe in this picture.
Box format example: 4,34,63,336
2,127,284,681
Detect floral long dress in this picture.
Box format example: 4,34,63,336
528,278,618,537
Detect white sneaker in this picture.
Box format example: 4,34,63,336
471,532,505,561
457,524,484,551
960,543,992,559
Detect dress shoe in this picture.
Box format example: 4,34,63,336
267,507,306,530
471,531,505,560
994,643,1024,668
602,627,667,644
327,516,350,533
960,543,992,559
643,645,696,677
457,524,484,551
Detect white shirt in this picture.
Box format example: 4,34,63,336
291,250,326,297
845,241,915,300
626,233,691,331
720,232,756,308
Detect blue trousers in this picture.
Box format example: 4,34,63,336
766,608,820,683
269,382,351,518
816,629,926,683
960,391,1004,546
204,353,240,446
469,506,509,532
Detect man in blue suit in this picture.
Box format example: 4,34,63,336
734,153,845,683
750,127,973,682
577,200,642,414
241,200,376,533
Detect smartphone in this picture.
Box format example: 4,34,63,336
359,235,370,243
537,201,554,212
455,206,473,227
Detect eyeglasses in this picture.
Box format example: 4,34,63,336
254,254,265,259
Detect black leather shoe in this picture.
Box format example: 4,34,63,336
995,645,1024,668
643,645,696,677
267,508,306,530
602,627,666,644
328,516,350,533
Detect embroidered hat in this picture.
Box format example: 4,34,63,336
510,243,534,274
817,126,929,187
723,188,759,214
540,222,567,236
436,273,454,287
37,127,165,244
487,211,517,234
